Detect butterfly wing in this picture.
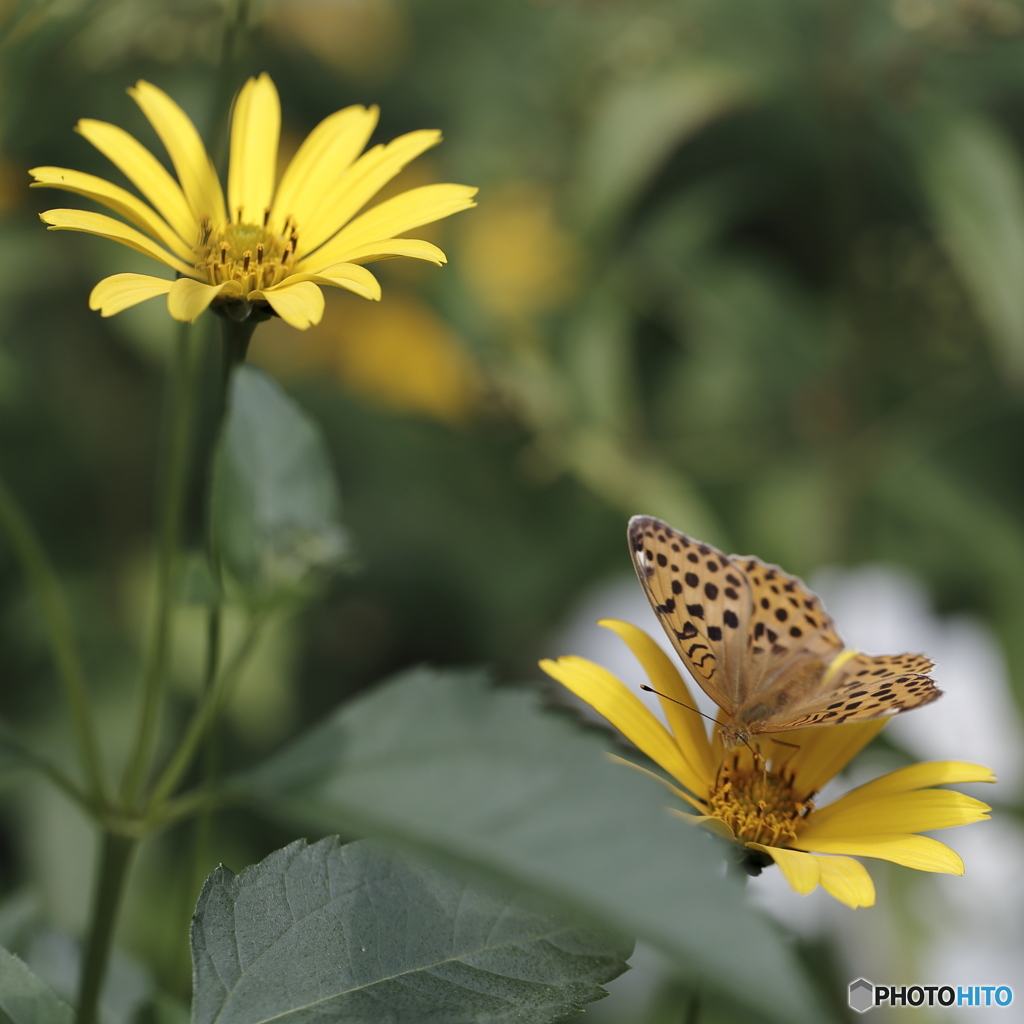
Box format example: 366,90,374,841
628,516,755,715
736,553,845,698
629,517,943,732
749,651,941,732
630,517,855,719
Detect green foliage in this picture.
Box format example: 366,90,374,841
211,365,351,604
919,110,1024,381
576,62,753,232
191,836,630,1024
0,947,73,1024
240,667,826,1024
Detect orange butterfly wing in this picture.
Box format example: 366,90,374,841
628,516,942,734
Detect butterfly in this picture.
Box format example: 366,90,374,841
629,515,941,749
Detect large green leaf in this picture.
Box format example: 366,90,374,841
238,669,827,1024
574,62,751,231
918,111,1024,380
211,365,351,603
191,837,630,1024
0,947,72,1024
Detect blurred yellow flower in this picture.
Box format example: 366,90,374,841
459,182,579,318
252,290,481,423
268,0,407,83
31,73,477,330
541,620,994,908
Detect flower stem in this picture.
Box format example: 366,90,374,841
210,0,256,173
0,476,107,804
76,831,136,1024
121,323,197,808
147,610,268,811
684,989,702,1024
0,717,96,812
202,313,257,703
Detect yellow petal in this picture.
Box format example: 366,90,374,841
30,166,194,260
274,264,382,302
598,619,714,789
129,80,226,225
299,184,477,274
40,209,197,277
748,844,820,895
249,281,325,330
167,278,242,322
818,761,996,812
800,791,990,840
668,808,736,841
89,273,174,316
271,104,379,234
772,719,887,799
538,656,704,795
228,73,280,226
325,238,448,266
814,855,875,908
794,833,965,874
75,119,197,243
297,129,442,258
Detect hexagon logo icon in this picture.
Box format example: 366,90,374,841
849,978,874,1014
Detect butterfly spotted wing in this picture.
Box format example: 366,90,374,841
628,515,942,736
769,651,939,730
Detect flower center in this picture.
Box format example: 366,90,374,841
194,215,299,292
707,755,812,847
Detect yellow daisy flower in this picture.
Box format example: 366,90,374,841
30,74,477,330
540,619,994,909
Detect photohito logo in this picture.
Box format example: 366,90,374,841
848,978,1014,1013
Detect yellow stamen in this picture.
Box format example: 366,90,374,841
196,219,298,290
708,754,810,848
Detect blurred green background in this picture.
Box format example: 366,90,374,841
1,0,1023,1018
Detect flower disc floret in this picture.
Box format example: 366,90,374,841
197,216,298,291
709,755,810,848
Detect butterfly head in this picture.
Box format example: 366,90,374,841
719,722,752,750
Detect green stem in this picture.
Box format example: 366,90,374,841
121,323,196,808
210,0,256,173
683,989,701,1024
0,717,95,812
147,611,267,811
76,832,136,1024
198,313,257,737
149,782,233,832
0,477,107,803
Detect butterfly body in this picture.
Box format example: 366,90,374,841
628,515,941,748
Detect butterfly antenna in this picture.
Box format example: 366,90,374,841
639,684,719,726
640,684,769,771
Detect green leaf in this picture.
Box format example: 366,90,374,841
211,365,351,603
0,947,73,1024
238,669,827,1024
20,930,151,1024
574,62,751,231
0,725,35,781
191,837,630,1024
917,111,1024,380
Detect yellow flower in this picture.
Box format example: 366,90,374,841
540,620,994,909
30,74,477,330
